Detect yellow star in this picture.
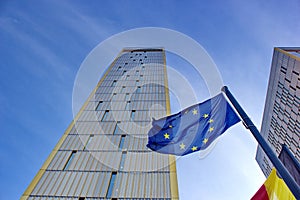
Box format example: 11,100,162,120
169,125,173,128
192,109,198,115
191,146,198,151
208,119,214,123
208,127,214,133
164,133,170,139
203,113,209,118
179,143,186,150
203,138,208,144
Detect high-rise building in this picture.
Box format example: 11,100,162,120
22,48,179,199
256,47,300,177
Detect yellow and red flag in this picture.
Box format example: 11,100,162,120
251,168,296,200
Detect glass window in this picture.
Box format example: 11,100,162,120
113,123,119,135
121,86,126,93
106,172,117,198
125,93,130,101
119,152,127,170
131,110,136,120
95,101,103,111
102,110,109,121
126,101,131,110
111,93,117,101
84,135,94,150
119,135,126,149
63,150,77,170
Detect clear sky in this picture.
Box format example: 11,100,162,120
0,1,299,199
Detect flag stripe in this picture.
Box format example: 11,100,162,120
251,168,296,200
251,185,269,200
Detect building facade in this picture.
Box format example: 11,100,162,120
22,48,179,199
256,47,300,177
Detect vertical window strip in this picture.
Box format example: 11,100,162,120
106,172,117,198
113,123,119,135
102,110,109,121
121,86,126,93
83,135,94,150
131,110,136,121
119,152,127,170
119,135,126,150
95,101,103,111
126,101,131,110
63,151,77,170
112,80,117,87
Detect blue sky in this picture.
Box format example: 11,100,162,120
0,0,299,199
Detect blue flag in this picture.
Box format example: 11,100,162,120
147,93,240,156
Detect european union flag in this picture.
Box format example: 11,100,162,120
147,93,241,156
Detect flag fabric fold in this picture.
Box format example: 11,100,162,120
146,93,240,156
251,168,296,200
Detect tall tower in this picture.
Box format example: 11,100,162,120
256,47,300,177
22,48,179,199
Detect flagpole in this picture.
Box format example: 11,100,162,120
221,86,300,199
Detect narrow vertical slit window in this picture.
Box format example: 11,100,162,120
126,101,131,110
119,135,126,150
122,70,127,75
83,134,94,150
119,152,127,170
121,86,126,93
113,123,120,135
125,93,130,101
63,150,77,170
102,110,109,121
95,101,103,111
106,172,117,198
131,110,136,121
111,93,117,101
112,80,117,87
136,86,141,93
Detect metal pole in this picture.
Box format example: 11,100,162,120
221,86,300,199
281,144,300,171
